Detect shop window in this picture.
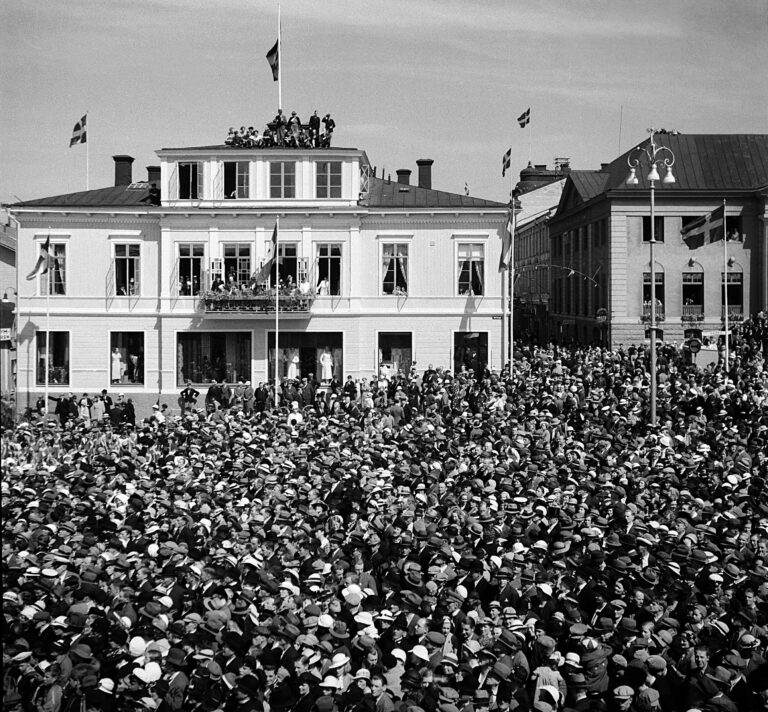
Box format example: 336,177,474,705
115,244,140,296
37,331,69,385
454,332,488,375
178,244,204,296
270,161,296,198
268,331,343,383
382,243,408,295
378,333,412,378
177,332,251,386
457,244,484,295
316,244,342,295
111,332,144,385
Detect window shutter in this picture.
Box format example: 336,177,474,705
168,163,178,200
211,258,223,282
106,259,115,310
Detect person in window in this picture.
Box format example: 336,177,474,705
727,226,741,242
211,276,224,293
317,278,329,296
112,347,124,384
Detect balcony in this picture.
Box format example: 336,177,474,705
202,291,314,315
641,304,665,322
681,304,704,322
722,305,744,322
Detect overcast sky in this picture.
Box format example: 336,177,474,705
1,0,767,205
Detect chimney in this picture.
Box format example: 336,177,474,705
396,169,411,185
416,159,434,190
113,155,134,186
147,165,161,184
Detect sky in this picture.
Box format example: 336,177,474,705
1,0,767,205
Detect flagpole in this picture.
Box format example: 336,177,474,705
722,198,730,373
45,271,50,411
509,206,515,373
85,111,89,191
274,216,280,409
278,4,282,112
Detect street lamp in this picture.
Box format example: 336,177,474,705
626,128,676,426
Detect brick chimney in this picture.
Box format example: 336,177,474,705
147,166,161,184
113,155,134,186
396,169,411,185
416,159,434,190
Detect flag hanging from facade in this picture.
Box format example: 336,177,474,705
26,236,53,280
266,40,279,81
498,207,514,272
681,205,725,249
69,115,87,147
502,148,512,177
517,108,531,128
255,222,279,282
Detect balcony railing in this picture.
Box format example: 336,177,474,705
641,304,665,322
202,292,315,313
722,305,744,321
681,304,704,322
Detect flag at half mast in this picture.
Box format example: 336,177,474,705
255,222,279,283
681,205,725,249
266,40,279,81
70,114,87,147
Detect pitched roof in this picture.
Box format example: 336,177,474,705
363,176,505,209
10,184,153,209
567,170,609,202
604,134,768,192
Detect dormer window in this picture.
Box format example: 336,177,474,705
224,161,249,199
270,161,296,198
317,161,342,198
178,162,202,199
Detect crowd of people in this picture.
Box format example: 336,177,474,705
2,313,768,712
225,111,336,149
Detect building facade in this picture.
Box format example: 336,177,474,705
549,134,768,347
10,143,508,410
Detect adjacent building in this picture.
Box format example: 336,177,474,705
549,134,768,346
10,140,508,410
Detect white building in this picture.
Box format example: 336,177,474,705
10,142,508,410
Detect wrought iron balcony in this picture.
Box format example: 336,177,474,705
641,304,665,322
201,291,315,314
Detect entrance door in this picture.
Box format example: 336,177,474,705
454,332,488,375
378,332,412,377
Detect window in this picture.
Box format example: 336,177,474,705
223,245,251,286
457,244,484,295
224,161,249,199
42,243,66,295
726,216,743,242
271,243,298,287
267,331,343,382
643,272,665,306
722,272,744,313
454,332,488,375
179,244,204,296
316,161,342,198
382,243,408,295
177,332,251,386
682,273,704,313
642,216,665,242
37,331,69,385
316,244,342,295
111,333,144,385
378,333,412,377
270,161,296,198
115,244,140,295
178,162,202,199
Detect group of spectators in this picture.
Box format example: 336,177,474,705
2,313,768,712
225,111,336,149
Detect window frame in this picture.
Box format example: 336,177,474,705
315,243,343,295
316,161,342,199
109,331,146,386
642,216,665,243
642,271,665,306
175,331,252,387
223,160,250,199
222,244,252,285
269,161,297,199
178,243,205,296
113,242,142,296
178,161,203,200
456,242,485,296
381,242,410,296
33,237,68,296
681,272,704,309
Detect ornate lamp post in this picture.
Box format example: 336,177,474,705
626,128,676,426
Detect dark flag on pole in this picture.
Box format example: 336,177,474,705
502,148,512,177
517,108,531,128
26,236,53,280
266,40,279,81
681,205,725,249
498,207,514,272
70,114,87,146
255,222,279,283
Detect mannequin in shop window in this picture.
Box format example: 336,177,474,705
320,347,334,383
286,348,300,380
111,347,125,384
